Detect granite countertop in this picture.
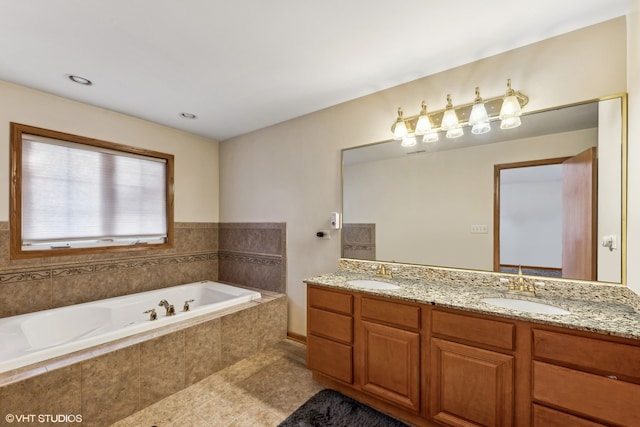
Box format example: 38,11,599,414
305,272,640,340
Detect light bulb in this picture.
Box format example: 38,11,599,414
423,132,439,143
440,95,460,131
393,107,409,140
499,79,522,120
446,128,464,139
472,122,491,134
500,116,522,129
469,87,490,135
415,101,432,135
401,134,417,147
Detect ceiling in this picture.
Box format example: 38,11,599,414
0,1,631,141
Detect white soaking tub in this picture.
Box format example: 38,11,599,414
0,280,261,373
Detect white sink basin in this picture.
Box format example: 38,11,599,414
347,280,401,290
481,298,571,315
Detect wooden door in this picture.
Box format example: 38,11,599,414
430,338,514,427
360,321,421,412
562,147,597,280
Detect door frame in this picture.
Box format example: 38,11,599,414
493,156,570,273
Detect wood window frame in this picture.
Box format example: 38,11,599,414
10,122,174,259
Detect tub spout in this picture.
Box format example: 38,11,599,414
158,299,175,316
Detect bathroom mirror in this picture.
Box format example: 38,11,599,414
342,95,626,284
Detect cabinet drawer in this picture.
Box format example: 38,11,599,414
533,361,640,426
533,329,640,382
361,297,420,330
532,404,606,427
308,307,353,344
432,310,514,351
308,286,353,315
307,335,353,384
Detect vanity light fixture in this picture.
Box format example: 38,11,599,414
390,79,528,143
469,87,491,134
499,78,522,129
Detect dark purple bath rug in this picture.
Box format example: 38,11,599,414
277,389,410,427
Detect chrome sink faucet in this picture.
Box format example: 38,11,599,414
158,299,176,316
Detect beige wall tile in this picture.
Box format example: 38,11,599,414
218,257,284,293
0,365,81,419
221,306,258,366
175,225,218,253
51,270,132,308
139,331,186,408
81,346,140,426
219,223,285,255
0,278,51,317
185,319,223,385
255,297,287,351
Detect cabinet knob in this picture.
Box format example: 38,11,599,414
607,375,618,380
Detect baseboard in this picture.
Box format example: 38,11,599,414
287,331,307,344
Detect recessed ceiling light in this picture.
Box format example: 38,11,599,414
67,75,93,86
179,112,197,119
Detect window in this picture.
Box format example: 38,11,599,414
10,123,174,258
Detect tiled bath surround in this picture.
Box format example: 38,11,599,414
0,294,287,427
0,222,219,318
0,222,287,318
218,222,287,294
0,221,288,426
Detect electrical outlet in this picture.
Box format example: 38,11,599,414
471,225,488,234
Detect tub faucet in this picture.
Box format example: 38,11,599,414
183,299,195,312
143,308,157,321
158,299,176,316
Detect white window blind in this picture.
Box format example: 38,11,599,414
21,135,168,250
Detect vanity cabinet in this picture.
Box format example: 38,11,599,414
430,310,516,427
306,286,354,384
532,328,640,426
306,282,640,427
359,297,421,411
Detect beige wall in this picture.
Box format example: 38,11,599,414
0,80,220,222
220,18,627,336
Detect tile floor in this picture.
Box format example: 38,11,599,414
111,340,324,427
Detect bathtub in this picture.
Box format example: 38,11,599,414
0,280,261,374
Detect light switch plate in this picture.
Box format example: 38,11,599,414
471,225,488,234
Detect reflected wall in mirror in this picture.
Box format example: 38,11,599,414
342,95,626,284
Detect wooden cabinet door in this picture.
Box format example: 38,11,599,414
307,334,353,384
360,320,421,412
430,338,514,427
